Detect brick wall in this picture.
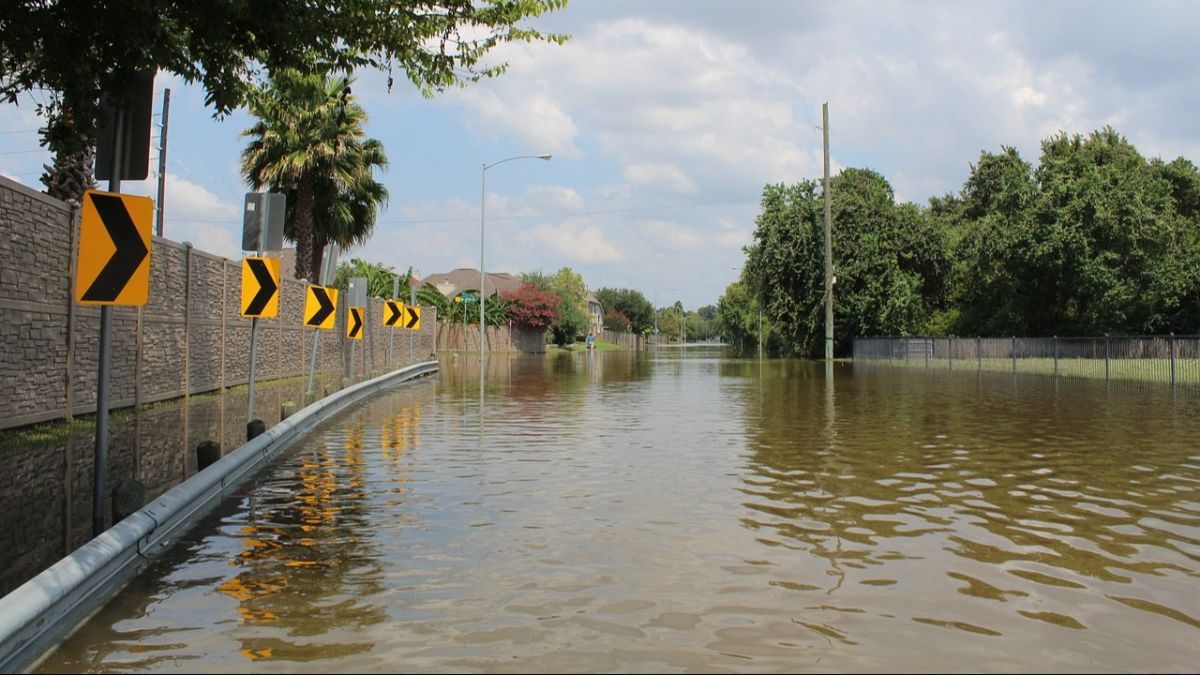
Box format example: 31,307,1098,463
0,176,438,430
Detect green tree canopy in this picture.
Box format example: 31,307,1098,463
952,128,1200,335
594,287,654,333
716,280,763,353
333,258,396,298
744,171,948,356
2,0,567,200
549,267,588,345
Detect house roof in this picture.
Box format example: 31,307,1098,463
420,268,523,298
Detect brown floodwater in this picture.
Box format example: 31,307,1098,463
34,350,1200,672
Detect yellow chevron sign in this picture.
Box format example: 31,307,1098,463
304,285,337,329
240,257,280,318
347,306,365,340
403,305,421,330
76,190,153,306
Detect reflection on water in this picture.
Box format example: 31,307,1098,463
37,352,1200,672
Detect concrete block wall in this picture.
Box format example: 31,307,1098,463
0,175,438,430
435,322,548,354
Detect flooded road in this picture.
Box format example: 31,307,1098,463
36,350,1200,672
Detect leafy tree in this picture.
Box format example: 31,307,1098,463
2,0,568,201
333,258,397,298
744,171,948,356
602,309,632,333
549,267,588,345
657,312,680,341
418,282,452,320
743,182,824,354
949,147,1039,334
952,128,1200,335
520,269,554,292
594,287,654,333
307,142,389,282
716,280,764,353
685,312,709,341
502,283,560,330
242,71,387,281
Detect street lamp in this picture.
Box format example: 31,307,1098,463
481,154,551,385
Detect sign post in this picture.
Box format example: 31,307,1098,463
306,245,339,399
389,276,400,368
409,270,418,364
346,277,367,381
241,193,285,427
384,297,405,369
84,74,155,536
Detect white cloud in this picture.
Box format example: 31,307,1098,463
456,88,581,158
637,219,704,252
623,163,697,194
520,184,584,211
516,219,622,263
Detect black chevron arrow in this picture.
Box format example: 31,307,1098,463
385,301,402,326
244,258,278,316
82,193,148,302
348,308,364,338
307,287,335,326
405,306,420,329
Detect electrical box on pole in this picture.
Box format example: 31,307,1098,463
241,193,286,252
95,69,155,182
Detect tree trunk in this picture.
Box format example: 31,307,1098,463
293,176,315,281
310,240,326,284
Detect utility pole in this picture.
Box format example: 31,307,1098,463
822,102,834,362
155,88,170,238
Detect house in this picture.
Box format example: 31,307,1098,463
586,292,603,336
420,268,522,300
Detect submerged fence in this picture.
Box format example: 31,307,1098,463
853,335,1200,388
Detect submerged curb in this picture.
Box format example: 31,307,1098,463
0,361,438,673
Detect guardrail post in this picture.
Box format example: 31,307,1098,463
1104,334,1110,384
1170,332,1177,387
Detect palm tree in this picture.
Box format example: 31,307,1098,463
241,70,387,281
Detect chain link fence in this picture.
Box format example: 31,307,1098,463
853,335,1200,388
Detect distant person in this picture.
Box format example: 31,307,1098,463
586,334,595,350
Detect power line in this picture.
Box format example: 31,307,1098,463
377,197,757,225
157,196,758,226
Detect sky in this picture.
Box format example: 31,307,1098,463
3,0,1199,310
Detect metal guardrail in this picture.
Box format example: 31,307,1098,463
0,360,439,673
853,335,1200,387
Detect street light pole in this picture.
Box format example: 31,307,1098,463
822,102,834,362
481,154,551,392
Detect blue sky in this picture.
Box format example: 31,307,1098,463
3,1,1198,309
